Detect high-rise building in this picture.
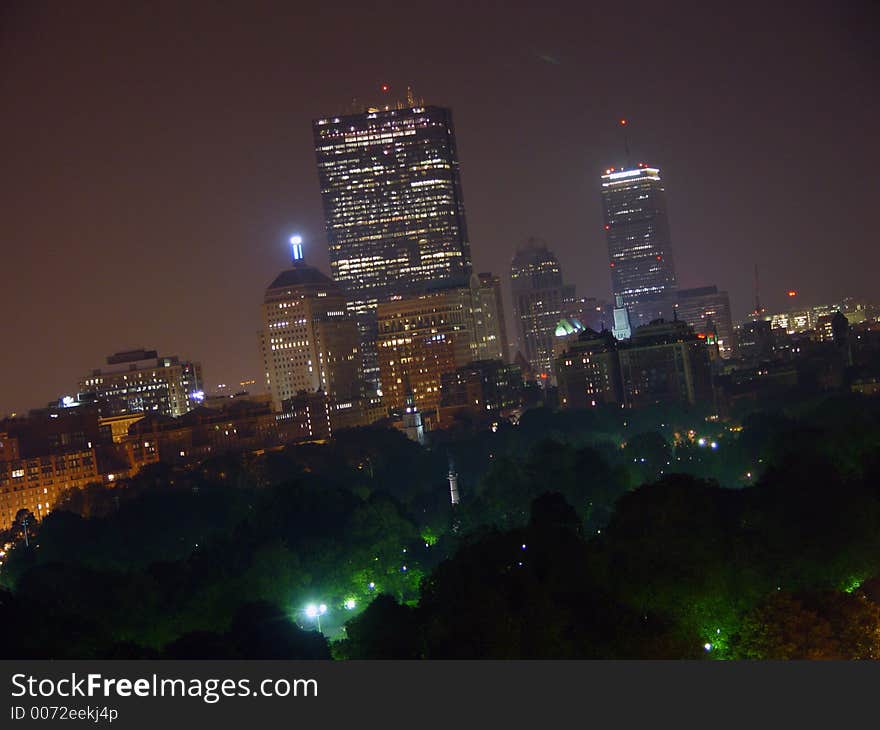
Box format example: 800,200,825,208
79,350,203,419
376,286,477,414
472,273,510,362
258,247,361,412
601,164,677,327
674,286,736,358
510,238,567,379
313,101,473,384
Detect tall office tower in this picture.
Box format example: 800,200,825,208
79,350,203,418
313,101,473,385
674,286,736,358
510,238,567,378
601,163,677,327
376,286,477,415
258,244,361,412
472,273,510,362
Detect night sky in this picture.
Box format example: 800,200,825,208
2,1,877,414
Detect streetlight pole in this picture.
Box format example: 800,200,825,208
305,603,328,633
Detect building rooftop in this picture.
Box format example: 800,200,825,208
266,265,334,291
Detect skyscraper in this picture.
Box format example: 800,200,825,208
510,238,567,378
472,273,510,362
674,286,736,358
258,244,361,412
601,163,677,327
313,101,473,384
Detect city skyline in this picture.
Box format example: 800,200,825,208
2,1,878,414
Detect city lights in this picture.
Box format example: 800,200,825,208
3,7,879,677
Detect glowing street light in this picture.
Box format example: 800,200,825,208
304,602,328,632
344,598,357,610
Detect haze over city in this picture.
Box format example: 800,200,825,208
1,0,877,413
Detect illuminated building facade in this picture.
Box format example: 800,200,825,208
601,164,677,327
556,329,622,409
674,286,736,358
258,252,361,412
124,397,328,467
0,448,103,529
313,104,472,383
0,408,119,529
472,273,510,362
376,287,477,414
79,350,203,419
611,294,633,341
510,239,567,378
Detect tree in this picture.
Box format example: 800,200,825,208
623,431,672,484
340,594,421,659
732,591,880,659
11,510,36,547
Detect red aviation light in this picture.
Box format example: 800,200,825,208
619,118,627,126
604,224,610,230
787,290,798,297
381,84,390,92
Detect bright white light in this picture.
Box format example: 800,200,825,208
710,441,718,449
290,235,304,261
305,603,318,618
704,643,712,651
697,437,706,447
344,598,356,610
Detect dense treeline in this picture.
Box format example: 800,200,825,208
2,393,880,659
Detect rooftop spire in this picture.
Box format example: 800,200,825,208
289,235,304,265
619,118,631,168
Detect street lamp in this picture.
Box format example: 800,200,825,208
304,602,327,633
